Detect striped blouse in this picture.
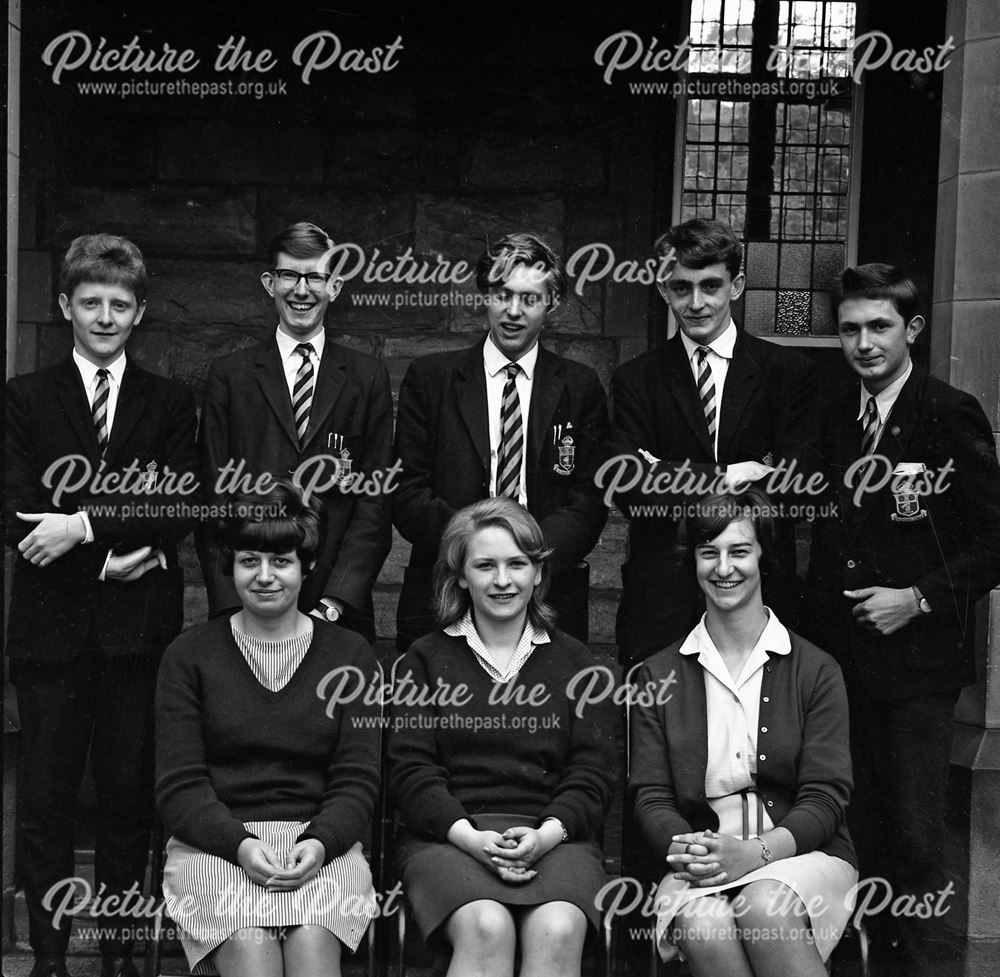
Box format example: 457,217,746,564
230,620,314,691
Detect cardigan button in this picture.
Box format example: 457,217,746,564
767,800,774,807
847,559,857,569
760,726,768,733
762,696,769,703
759,754,766,761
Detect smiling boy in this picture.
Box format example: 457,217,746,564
392,232,609,650
197,221,393,640
609,218,821,664
4,233,198,977
807,263,1000,966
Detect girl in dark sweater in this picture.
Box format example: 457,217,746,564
156,483,381,976
388,498,618,977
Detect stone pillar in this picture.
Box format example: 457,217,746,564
3,1,21,955
930,0,1000,943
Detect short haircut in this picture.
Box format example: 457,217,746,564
683,487,776,576
654,218,743,280
831,263,921,324
267,221,335,272
474,232,567,302
59,233,148,304
435,498,557,632
218,480,328,575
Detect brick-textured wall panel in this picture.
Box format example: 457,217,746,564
163,323,266,390
415,193,565,263
259,188,416,251
381,528,411,588
541,336,617,391
157,122,324,185
325,127,462,190
148,260,272,327
17,251,53,322
463,134,606,191
589,592,619,647
42,185,258,256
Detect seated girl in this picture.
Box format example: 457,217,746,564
388,498,618,977
629,488,858,976
155,482,381,977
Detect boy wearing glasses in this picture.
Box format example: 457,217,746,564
198,221,393,640
392,232,609,650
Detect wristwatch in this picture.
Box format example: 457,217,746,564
912,586,932,614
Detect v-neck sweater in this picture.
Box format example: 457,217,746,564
387,629,619,843
155,615,381,864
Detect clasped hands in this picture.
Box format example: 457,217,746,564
237,837,326,891
449,821,560,885
666,830,761,888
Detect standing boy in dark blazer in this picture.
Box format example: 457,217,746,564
608,219,821,664
392,232,609,650
198,221,394,641
808,264,1000,967
5,234,198,977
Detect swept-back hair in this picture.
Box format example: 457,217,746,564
653,218,743,280
435,497,556,631
831,263,921,324
474,232,567,302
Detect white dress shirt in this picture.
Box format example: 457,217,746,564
72,350,129,557
678,609,791,835
679,319,737,460
276,326,325,400
856,359,912,453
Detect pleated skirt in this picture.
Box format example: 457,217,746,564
162,821,377,974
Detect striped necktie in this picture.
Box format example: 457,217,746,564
860,395,879,458
93,368,110,456
292,343,315,445
696,346,717,456
495,363,523,499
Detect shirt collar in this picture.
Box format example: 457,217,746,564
857,359,912,422
444,609,550,681
678,608,791,654
484,334,538,381
680,318,737,362
73,349,126,389
276,326,326,363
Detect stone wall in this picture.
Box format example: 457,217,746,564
15,2,674,645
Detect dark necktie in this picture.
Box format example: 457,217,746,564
93,368,110,456
292,343,315,445
696,346,717,456
495,363,523,499
860,395,879,458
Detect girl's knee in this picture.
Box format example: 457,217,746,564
448,901,516,950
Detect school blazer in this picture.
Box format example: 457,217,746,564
610,329,821,658
392,339,609,641
806,370,1000,698
197,330,394,619
4,356,198,662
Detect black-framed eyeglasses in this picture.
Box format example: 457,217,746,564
272,269,331,290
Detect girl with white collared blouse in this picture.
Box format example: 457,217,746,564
629,488,858,977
